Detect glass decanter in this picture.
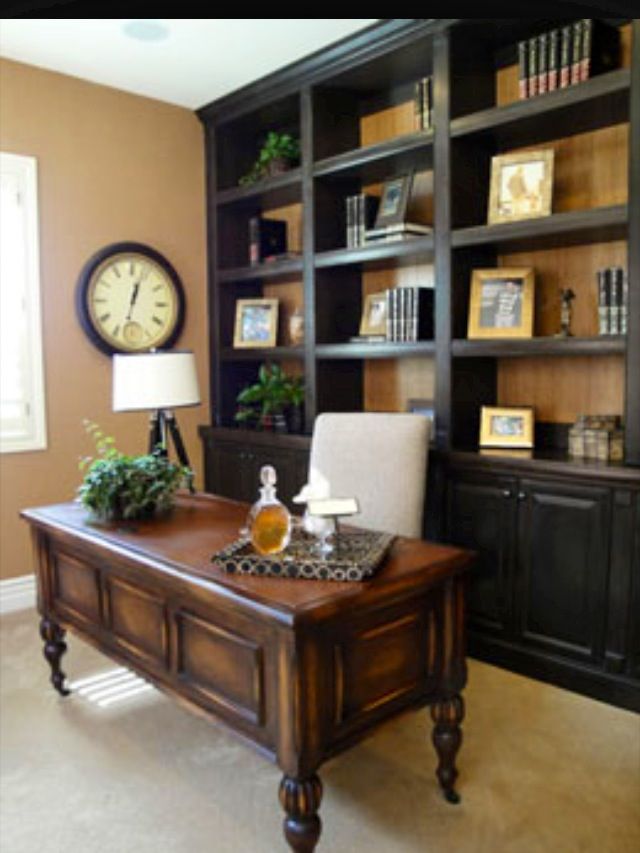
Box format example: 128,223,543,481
247,465,291,556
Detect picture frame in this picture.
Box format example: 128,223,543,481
373,174,414,229
233,298,278,348
407,398,436,443
468,267,534,339
479,406,534,449
488,149,554,224
359,291,387,336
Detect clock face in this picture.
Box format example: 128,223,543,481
76,243,185,355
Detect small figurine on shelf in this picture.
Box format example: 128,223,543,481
556,287,576,337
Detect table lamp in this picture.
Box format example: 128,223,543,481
112,350,200,476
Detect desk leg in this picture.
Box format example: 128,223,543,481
39,618,70,697
279,773,323,852
431,694,464,804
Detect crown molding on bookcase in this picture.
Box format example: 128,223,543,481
0,574,36,615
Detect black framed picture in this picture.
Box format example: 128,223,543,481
373,174,413,229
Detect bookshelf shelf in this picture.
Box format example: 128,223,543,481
313,130,433,181
451,204,628,250
220,346,304,362
315,341,436,360
451,335,626,358
217,258,304,283
216,168,302,209
451,68,631,145
315,235,434,269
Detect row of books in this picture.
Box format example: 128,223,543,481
386,287,434,343
413,76,433,131
517,19,619,100
597,267,628,336
345,194,378,248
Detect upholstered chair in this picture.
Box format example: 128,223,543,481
307,412,430,538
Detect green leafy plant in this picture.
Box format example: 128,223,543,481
235,364,304,430
239,131,300,187
77,421,193,521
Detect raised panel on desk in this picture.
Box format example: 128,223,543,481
53,550,101,628
106,576,169,670
446,472,516,636
517,479,610,663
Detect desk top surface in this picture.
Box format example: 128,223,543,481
22,492,473,625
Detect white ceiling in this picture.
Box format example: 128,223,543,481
0,19,378,110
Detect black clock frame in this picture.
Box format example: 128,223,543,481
75,241,186,356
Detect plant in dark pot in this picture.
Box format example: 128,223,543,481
239,132,300,187
77,422,193,522
235,364,304,433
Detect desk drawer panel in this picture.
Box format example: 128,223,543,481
176,610,264,727
107,577,169,669
53,552,101,626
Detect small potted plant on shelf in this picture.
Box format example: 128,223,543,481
77,422,193,522
239,131,300,187
235,364,305,433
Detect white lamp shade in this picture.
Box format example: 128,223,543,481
112,351,200,412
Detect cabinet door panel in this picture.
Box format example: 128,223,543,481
446,473,517,635
517,479,610,662
207,442,249,502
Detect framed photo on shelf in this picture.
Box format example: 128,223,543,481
488,149,554,224
479,406,534,449
359,292,388,336
373,174,414,229
233,298,278,348
468,267,534,339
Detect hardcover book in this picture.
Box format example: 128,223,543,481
597,268,610,335
560,25,572,88
528,37,539,97
548,29,560,91
538,32,548,95
571,20,583,85
518,41,528,99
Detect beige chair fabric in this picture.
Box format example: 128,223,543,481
308,412,430,538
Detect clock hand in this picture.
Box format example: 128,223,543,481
125,281,141,321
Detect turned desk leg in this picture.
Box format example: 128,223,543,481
39,617,70,697
279,774,323,852
431,694,464,804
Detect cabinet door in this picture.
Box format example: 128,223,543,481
205,441,251,502
446,472,517,636
516,478,610,664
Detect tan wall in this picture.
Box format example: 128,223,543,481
0,59,208,580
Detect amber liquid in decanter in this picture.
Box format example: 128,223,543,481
248,465,291,556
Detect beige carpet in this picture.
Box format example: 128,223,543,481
1,608,639,853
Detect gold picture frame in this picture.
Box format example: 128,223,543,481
479,406,534,449
359,291,387,336
233,298,278,348
488,149,554,224
468,267,534,339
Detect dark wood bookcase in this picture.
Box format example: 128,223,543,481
197,18,640,711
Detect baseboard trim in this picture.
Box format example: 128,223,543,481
0,574,36,615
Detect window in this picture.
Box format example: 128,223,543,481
0,152,47,453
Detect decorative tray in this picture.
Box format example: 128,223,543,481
212,529,394,582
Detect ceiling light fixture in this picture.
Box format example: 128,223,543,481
122,20,170,43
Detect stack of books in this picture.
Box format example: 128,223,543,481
517,19,619,99
597,266,628,336
413,76,433,131
568,414,624,462
345,194,379,248
364,222,432,245
386,286,434,343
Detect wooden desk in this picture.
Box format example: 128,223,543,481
22,493,473,852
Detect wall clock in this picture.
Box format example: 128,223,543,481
75,242,186,355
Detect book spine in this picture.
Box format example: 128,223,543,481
423,76,433,130
581,19,593,82
560,25,572,88
398,287,405,342
548,29,560,91
609,266,622,335
571,20,582,85
356,194,363,248
538,32,548,95
518,41,528,99
249,216,260,265
410,287,417,342
597,268,610,335
528,37,539,97
345,196,353,248
414,80,423,131
385,290,393,341
620,270,628,336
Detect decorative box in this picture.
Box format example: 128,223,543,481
568,415,624,461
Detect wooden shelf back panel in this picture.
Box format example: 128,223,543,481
262,278,304,347
364,356,436,413
499,239,627,338
498,354,625,423
360,99,419,148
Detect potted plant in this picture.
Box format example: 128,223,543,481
239,132,300,187
77,422,193,522
235,364,304,433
